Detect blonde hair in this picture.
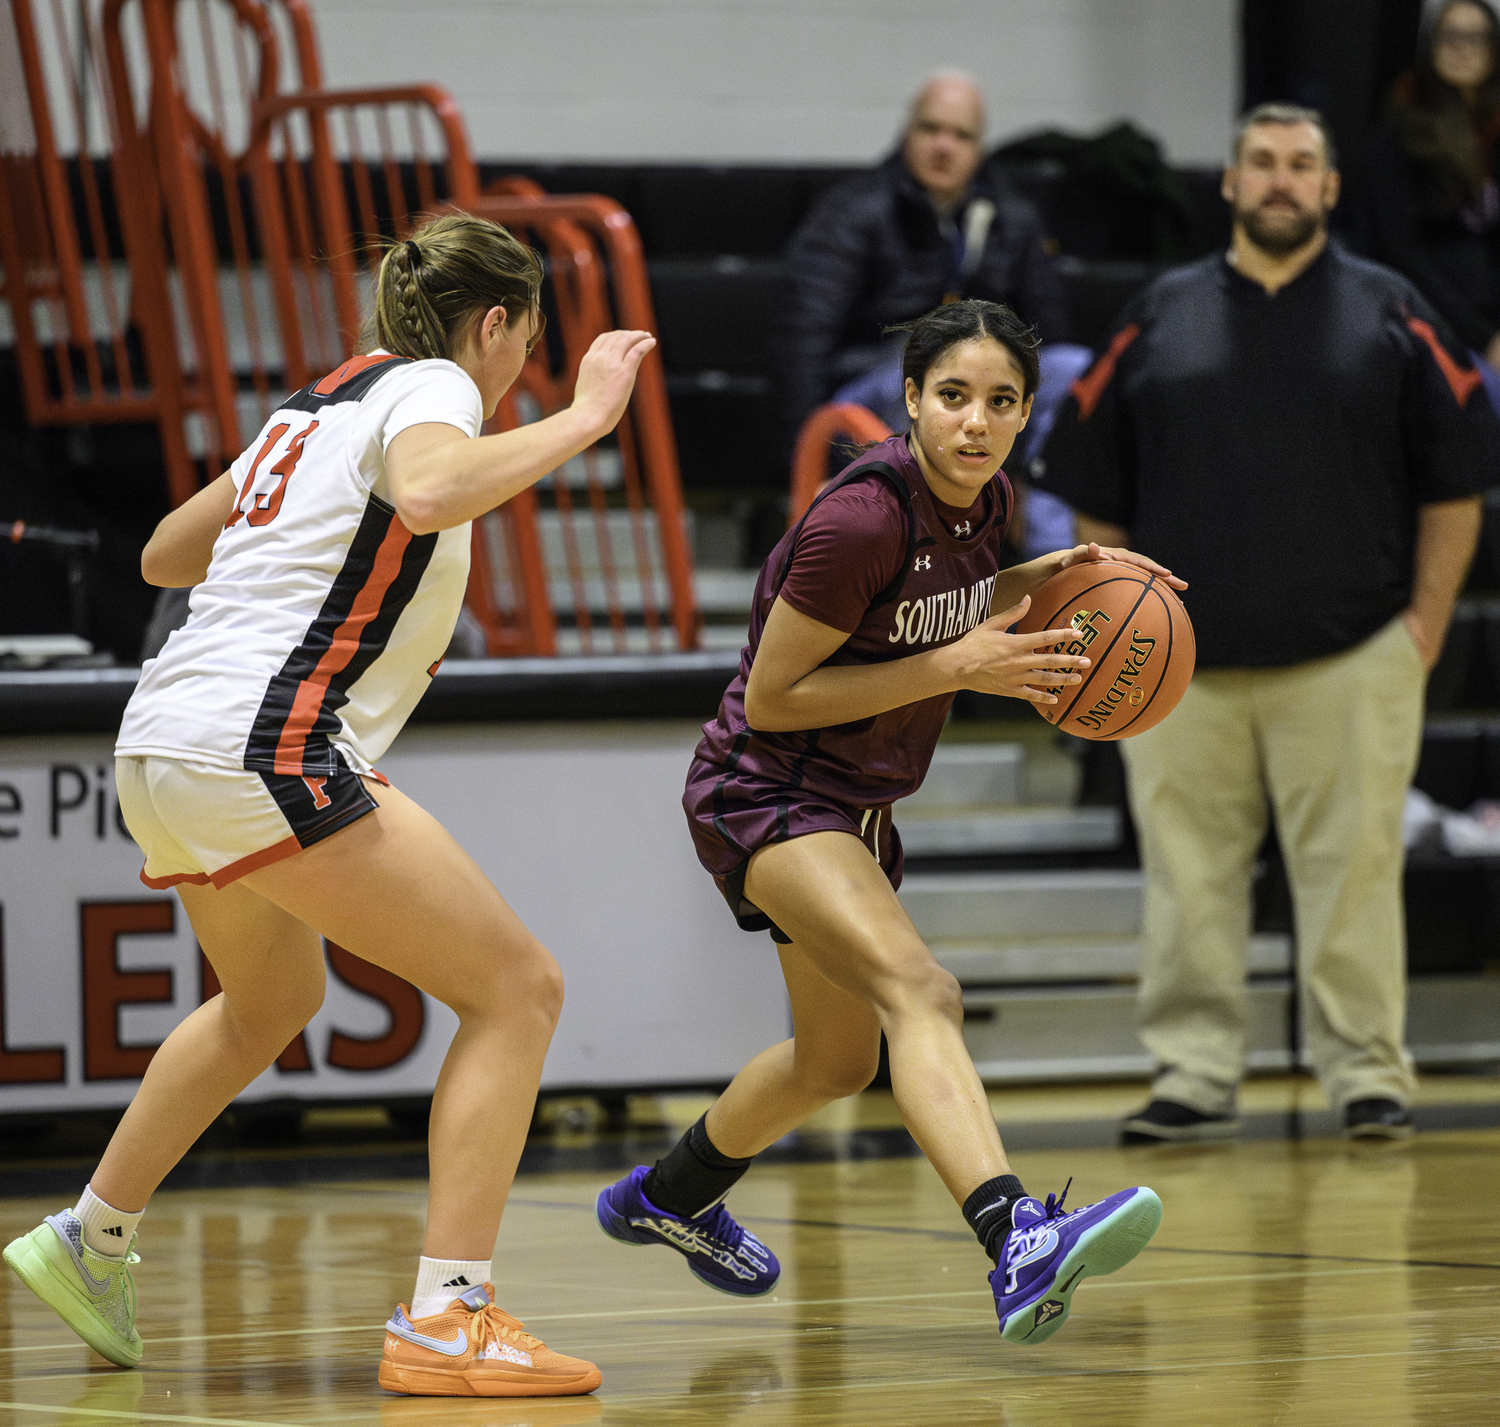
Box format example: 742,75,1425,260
369,212,542,361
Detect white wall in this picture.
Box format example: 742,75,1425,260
311,0,1238,166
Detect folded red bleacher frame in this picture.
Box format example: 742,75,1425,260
788,401,894,527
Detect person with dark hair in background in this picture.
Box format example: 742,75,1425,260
598,299,1173,1347
1368,0,1500,408
1035,104,1500,1145
777,73,1083,555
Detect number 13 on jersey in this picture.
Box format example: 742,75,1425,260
224,420,320,529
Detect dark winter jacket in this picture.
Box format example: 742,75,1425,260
1365,116,1500,353
778,152,1069,435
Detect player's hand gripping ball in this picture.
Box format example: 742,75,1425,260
1016,560,1195,740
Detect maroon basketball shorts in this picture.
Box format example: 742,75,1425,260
683,757,903,942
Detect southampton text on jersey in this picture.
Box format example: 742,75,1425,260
887,573,997,646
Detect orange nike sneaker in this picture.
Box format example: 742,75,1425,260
377,1283,601,1397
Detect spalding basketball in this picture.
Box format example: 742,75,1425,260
1015,560,1195,740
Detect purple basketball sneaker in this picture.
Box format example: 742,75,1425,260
991,1182,1161,1344
595,1166,780,1296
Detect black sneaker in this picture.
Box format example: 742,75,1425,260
1121,1098,1241,1144
1343,1098,1412,1140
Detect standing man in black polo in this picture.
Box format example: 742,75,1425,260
1034,103,1500,1142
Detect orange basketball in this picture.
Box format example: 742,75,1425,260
1014,559,1195,740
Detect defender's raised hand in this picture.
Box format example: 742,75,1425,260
572,329,657,434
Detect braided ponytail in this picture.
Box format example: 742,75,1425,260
382,240,448,359
370,212,542,362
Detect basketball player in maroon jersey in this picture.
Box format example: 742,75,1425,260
599,299,1186,1344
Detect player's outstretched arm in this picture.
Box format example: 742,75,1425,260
140,474,238,587
386,329,656,534
743,595,1091,732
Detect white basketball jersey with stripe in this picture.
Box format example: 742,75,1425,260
117,354,482,778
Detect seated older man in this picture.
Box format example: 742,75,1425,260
778,72,1084,554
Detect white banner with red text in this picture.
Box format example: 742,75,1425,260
0,721,786,1112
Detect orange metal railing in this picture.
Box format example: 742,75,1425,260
248,83,481,383
8,0,697,657
0,0,199,505
788,402,893,526
466,193,699,655
127,0,550,651
101,0,483,453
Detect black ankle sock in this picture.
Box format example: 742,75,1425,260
641,1114,755,1219
963,1174,1027,1263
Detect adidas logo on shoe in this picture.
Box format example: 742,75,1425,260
441,1275,471,1288
103,1226,124,1237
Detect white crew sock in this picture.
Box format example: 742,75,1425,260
409,1255,492,1320
72,1185,143,1259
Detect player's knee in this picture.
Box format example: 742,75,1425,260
930,964,966,1024
885,957,964,1026
275,966,326,1041
460,936,563,1028
507,937,563,1026
526,945,565,1028
799,1048,881,1100
292,971,327,1027
223,968,323,1053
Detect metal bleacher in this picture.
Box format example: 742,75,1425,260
895,738,1500,1082
1,0,699,658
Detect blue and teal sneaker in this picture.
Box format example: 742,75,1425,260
991,1183,1161,1344
596,1166,780,1296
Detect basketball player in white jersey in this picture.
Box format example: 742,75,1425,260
4,213,653,1398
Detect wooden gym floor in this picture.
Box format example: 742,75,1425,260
3,1075,1500,1426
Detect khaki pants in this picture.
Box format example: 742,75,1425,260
1119,616,1423,1115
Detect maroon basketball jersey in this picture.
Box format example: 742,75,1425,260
692,435,1013,811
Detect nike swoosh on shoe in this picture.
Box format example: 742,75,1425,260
386,1322,470,1357
47,1219,111,1296
73,1257,112,1296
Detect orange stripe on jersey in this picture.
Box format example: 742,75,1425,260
1070,323,1141,421
271,519,414,775
313,354,400,396
1406,317,1484,408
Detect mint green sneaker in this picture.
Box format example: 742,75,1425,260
4,1210,142,1366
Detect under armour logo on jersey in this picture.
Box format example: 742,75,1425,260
954,520,971,537
914,554,932,571
302,776,331,809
